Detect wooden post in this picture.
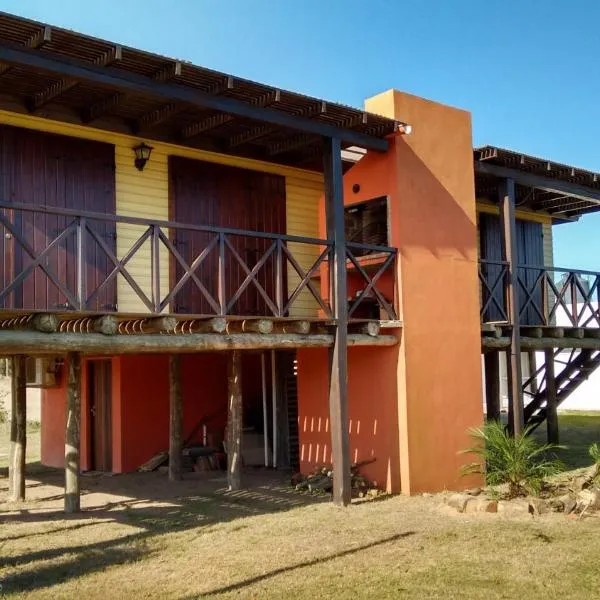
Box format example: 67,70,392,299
545,348,559,443
227,350,243,490
499,178,524,435
324,136,351,506
168,354,182,481
484,350,501,422
527,350,539,396
65,352,81,513
9,355,26,502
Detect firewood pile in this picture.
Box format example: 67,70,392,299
291,458,382,498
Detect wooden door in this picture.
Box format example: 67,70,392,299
0,125,116,312
169,157,286,316
88,360,112,472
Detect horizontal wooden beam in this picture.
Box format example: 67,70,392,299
0,331,397,355
181,89,280,139
85,61,182,124
0,42,390,151
228,101,327,148
0,26,51,77
29,45,123,112
483,336,600,351
475,162,600,205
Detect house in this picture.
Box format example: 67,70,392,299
1,13,598,511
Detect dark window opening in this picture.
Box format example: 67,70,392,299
345,196,388,255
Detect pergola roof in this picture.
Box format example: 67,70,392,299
0,12,403,170
475,146,600,220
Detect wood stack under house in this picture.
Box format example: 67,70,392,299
1,12,599,511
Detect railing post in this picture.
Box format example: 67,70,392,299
218,233,226,316
275,238,284,317
570,273,578,326
499,177,524,435
76,217,86,311
151,224,161,313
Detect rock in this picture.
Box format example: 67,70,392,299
497,499,531,516
422,492,433,498
446,493,471,513
577,488,600,509
465,488,483,497
571,475,591,493
465,497,498,513
563,495,578,515
367,488,379,498
528,498,549,516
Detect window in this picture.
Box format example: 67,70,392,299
344,196,389,255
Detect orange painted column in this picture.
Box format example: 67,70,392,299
361,90,484,493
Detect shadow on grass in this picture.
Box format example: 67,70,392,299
0,468,333,595
191,531,416,598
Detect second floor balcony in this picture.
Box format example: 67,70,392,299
480,259,600,329
0,201,398,324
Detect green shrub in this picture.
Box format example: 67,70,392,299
462,421,564,498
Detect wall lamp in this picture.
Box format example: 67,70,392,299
133,142,153,171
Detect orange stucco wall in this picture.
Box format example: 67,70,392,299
42,352,267,473
297,346,401,492
359,90,483,493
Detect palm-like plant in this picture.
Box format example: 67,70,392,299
462,421,564,498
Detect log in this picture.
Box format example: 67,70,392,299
193,317,227,334
545,327,565,338
145,316,177,333
352,321,380,337
240,319,273,334
584,329,600,339
227,350,243,491
93,315,118,335
281,320,311,335
566,327,585,340
9,355,26,502
521,326,542,339
168,354,182,481
0,331,398,355
481,323,502,338
65,352,81,513
30,313,58,333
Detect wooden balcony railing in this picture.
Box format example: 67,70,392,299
480,260,600,328
0,202,398,321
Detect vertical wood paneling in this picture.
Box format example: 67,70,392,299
0,125,115,312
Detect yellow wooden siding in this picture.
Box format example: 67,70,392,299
0,109,322,314
285,176,323,317
542,222,553,268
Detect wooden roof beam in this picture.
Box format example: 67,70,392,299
475,162,600,205
268,133,316,156
0,42,390,151
136,74,233,133
181,88,280,139
84,60,182,124
29,45,122,112
0,26,51,77
228,101,326,148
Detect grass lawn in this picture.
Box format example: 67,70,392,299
0,416,599,599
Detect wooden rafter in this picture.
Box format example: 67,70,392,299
268,133,315,156
29,45,122,112
137,76,233,132
228,101,327,148
84,61,182,123
181,89,280,139
0,26,51,77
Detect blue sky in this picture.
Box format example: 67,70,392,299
2,0,599,270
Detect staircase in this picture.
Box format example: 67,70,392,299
523,348,600,429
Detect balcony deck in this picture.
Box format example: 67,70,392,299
0,202,400,354
480,260,600,350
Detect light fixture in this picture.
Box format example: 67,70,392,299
133,142,153,171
